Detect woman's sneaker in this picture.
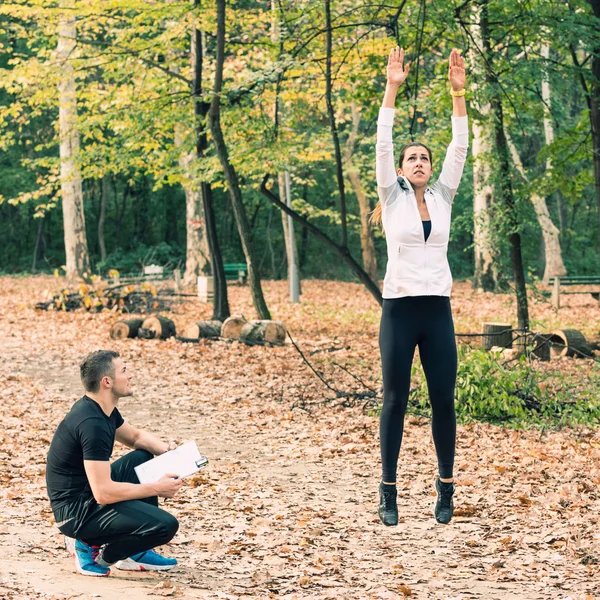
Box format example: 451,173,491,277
378,482,398,526
434,478,455,524
74,539,110,577
114,549,177,571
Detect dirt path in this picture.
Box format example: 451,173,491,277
1,278,599,599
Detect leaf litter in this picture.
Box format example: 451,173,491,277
0,276,598,599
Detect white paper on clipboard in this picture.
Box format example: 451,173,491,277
134,440,208,484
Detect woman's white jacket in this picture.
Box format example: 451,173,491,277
376,107,469,299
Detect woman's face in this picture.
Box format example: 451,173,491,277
398,145,432,188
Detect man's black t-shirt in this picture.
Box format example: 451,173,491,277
46,395,124,519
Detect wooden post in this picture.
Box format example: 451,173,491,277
197,276,214,303
482,322,512,350
551,277,560,309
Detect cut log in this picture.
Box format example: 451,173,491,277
181,320,222,340
531,333,552,361
482,322,512,350
138,315,176,340
221,316,247,340
548,329,593,358
240,320,287,346
110,318,145,340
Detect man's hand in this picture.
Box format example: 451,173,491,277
153,473,184,498
166,441,177,452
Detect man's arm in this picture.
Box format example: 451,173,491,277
84,460,182,505
115,422,175,455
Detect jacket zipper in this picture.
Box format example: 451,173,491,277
424,240,428,295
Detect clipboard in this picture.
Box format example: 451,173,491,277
134,440,208,484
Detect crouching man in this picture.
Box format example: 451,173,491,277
45,350,183,576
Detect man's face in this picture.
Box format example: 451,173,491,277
398,146,432,188
108,357,134,398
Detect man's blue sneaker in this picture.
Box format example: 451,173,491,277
74,539,110,577
114,549,177,572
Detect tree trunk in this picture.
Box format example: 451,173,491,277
181,320,223,340
98,174,109,263
549,329,593,358
192,1,229,321
240,320,286,346
588,0,600,246
538,41,567,282
32,215,45,272
482,0,529,334
278,172,301,290
57,2,91,282
114,182,129,250
470,4,497,291
540,42,568,235
325,0,348,248
221,315,248,340
271,0,300,294
506,134,566,284
110,318,145,339
481,322,512,350
210,0,270,320
344,102,378,283
176,131,210,285
139,316,176,340
260,175,383,306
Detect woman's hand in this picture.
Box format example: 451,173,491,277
387,47,411,87
448,48,466,91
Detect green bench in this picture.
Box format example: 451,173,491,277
547,276,600,307
224,263,248,284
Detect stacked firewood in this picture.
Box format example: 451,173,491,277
35,283,173,314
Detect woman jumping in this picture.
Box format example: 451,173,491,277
373,47,468,525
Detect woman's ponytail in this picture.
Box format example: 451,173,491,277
370,202,383,226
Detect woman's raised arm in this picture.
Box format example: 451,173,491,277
448,48,466,117
436,49,469,203
376,47,411,189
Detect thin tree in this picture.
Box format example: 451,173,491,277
210,0,270,320
192,1,230,321
57,0,91,281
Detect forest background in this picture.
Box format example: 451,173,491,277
1,0,599,310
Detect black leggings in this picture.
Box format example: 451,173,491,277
379,296,457,482
59,450,179,564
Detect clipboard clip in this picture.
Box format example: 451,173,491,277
195,456,209,469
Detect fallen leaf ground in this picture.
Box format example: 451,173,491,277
0,276,599,600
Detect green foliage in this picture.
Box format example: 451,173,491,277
0,0,598,285
96,242,184,276
408,347,600,428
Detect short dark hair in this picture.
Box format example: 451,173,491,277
398,141,433,169
80,350,120,392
